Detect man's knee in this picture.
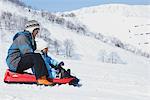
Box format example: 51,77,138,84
34,53,40,55
24,53,42,61
34,53,42,59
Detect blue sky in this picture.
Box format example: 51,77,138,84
21,0,149,12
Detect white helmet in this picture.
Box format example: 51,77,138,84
35,38,48,52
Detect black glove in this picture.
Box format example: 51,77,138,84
54,61,64,70
58,61,64,67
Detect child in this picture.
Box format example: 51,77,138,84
35,38,71,79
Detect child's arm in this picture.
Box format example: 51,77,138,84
46,56,59,67
47,56,64,70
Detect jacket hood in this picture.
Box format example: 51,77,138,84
13,31,31,41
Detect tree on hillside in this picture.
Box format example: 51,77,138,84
0,12,27,30
7,0,26,7
63,39,74,57
54,40,62,55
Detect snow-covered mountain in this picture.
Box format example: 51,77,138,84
60,4,150,54
0,0,150,100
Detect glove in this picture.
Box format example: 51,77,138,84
58,61,64,67
56,61,64,71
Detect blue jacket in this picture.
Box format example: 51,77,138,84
6,31,36,71
41,53,59,78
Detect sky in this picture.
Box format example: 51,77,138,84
21,0,150,12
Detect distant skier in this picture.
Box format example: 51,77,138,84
6,20,54,86
35,38,72,79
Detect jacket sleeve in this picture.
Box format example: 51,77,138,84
16,35,34,55
47,56,59,67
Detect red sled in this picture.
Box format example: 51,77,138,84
4,69,75,85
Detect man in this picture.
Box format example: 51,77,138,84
6,20,53,86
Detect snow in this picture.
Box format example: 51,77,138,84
0,1,150,100
0,50,150,100
69,4,150,53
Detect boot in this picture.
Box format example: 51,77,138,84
37,76,55,86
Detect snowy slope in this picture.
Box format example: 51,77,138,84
65,4,150,53
1,41,150,100
0,1,150,100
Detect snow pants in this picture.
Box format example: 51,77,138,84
17,53,48,79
